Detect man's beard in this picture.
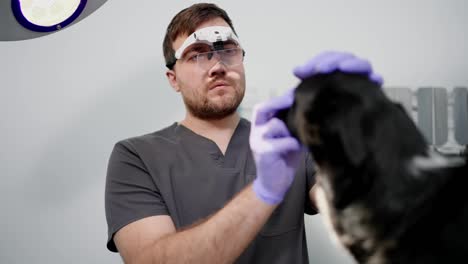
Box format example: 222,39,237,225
182,89,244,120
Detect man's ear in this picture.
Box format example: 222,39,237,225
166,70,180,92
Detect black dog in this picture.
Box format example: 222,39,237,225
277,72,468,264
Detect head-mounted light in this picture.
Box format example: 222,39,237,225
174,26,242,60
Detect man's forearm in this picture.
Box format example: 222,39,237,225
136,184,276,264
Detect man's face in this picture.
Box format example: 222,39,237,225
166,17,246,120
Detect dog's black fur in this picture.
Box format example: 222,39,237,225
277,72,468,264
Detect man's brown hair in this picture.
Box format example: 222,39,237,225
163,3,238,69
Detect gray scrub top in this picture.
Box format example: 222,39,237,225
105,118,317,263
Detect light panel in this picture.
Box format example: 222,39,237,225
12,0,87,32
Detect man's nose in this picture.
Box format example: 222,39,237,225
208,55,227,76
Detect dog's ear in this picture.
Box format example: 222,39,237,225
330,103,367,167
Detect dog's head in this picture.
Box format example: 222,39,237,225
277,72,386,168
277,72,433,211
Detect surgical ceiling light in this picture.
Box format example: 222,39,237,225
12,0,87,32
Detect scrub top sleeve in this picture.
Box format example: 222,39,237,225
105,140,169,252
304,152,318,215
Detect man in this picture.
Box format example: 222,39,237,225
105,3,382,263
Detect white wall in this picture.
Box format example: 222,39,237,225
1,0,467,263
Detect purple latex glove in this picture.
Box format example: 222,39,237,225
293,51,383,85
250,89,301,205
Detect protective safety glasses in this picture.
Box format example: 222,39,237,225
183,47,245,71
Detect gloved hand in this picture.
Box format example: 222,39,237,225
250,89,301,205
250,51,383,205
293,51,383,85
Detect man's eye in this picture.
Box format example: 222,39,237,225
186,53,199,61
224,49,237,55
197,53,210,61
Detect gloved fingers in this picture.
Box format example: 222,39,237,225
250,118,298,153
313,52,356,74
268,137,301,154
293,51,342,76
340,59,384,85
338,57,383,85
252,103,274,126
293,51,355,79
293,50,384,86
338,57,372,73
370,72,384,85
262,117,291,138
252,91,295,125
